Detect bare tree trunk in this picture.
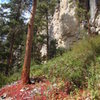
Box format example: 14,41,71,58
21,0,37,85
6,33,15,75
8,34,14,66
46,10,49,60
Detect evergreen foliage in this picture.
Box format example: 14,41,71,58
0,0,100,98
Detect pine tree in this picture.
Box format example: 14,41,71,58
21,0,37,85
36,0,57,60
0,0,26,75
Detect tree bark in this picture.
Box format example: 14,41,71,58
6,33,15,75
21,0,37,85
46,10,49,60
8,33,14,66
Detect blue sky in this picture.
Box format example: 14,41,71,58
0,0,30,23
0,0,9,3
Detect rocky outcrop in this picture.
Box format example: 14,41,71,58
89,0,97,23
40,0,100,56
49,0,81,49
89,0,100,34
95,14,100,34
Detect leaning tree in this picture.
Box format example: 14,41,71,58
21,0,37,85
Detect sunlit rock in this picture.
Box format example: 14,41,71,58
50,0,80,48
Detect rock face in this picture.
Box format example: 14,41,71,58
95,14,100,34
40,0,100,56
89,0,97,23
95,0,100,34
89,0,100,34
49,0,80,49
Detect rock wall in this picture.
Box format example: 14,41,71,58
89,0,100,34
40,0,100,56
49,0,81,49
95,0,100,34
89,0,97,23
95,13,100,34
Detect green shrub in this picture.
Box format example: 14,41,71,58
88,56,100,99
1,36,100,92
30,65,43,77
7,72,21,83
0,73,8,88
42,36,100,88
0,72,21,88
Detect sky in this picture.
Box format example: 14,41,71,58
0,0,30,23
0,0,9,3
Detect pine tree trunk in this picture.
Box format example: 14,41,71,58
8,33,15,65
46,10,49,60
21,0,37,85
6,33,15,75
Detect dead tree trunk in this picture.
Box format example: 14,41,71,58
21,0,37,85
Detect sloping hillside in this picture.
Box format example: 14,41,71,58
0,36,100,99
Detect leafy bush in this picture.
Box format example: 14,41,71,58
7,72,21,83
0,73,8,88
88,56,100,99
30,65,43,77
1,36,100,94
42,36,100,88
0,71,21,88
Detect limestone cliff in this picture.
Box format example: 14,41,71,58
40,0,84,56
40,0,100,56
49,0,80,49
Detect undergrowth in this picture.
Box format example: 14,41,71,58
0,36,100,99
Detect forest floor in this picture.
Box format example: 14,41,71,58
0,77,92,100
